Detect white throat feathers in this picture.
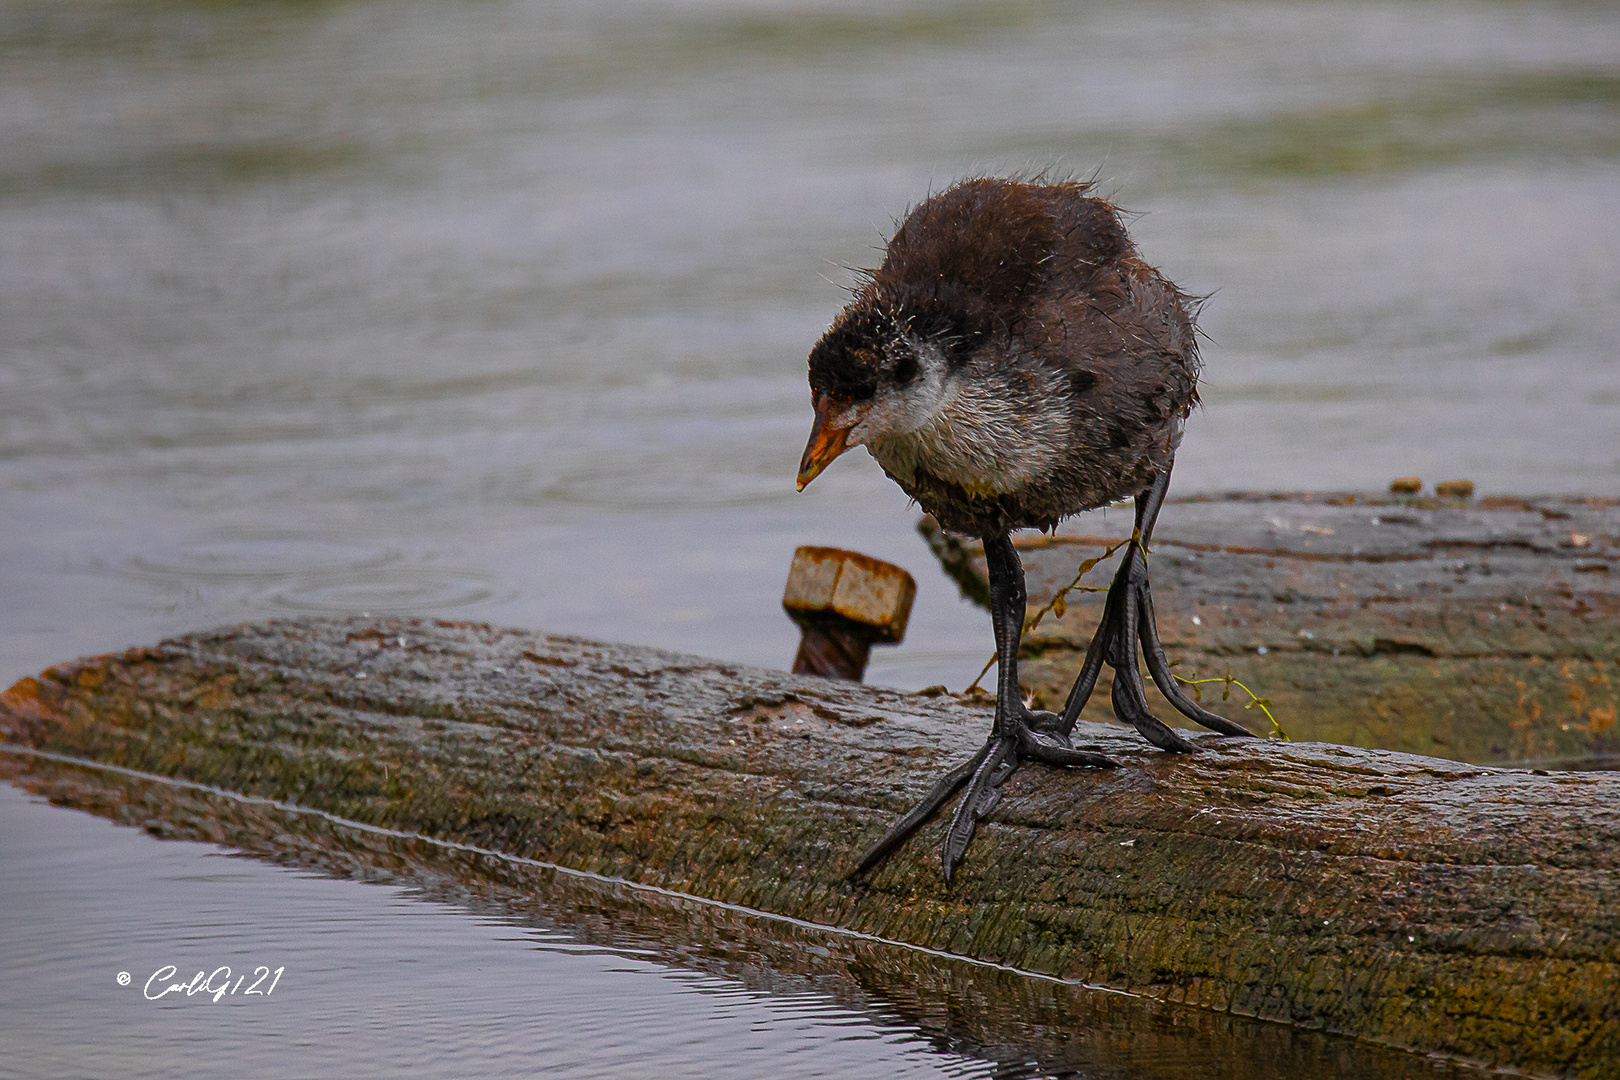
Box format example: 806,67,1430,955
845,339,1070,498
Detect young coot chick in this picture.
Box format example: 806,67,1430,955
796,177,1252,882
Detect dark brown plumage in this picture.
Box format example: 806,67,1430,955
805,177,1200,536
797,177,1251,883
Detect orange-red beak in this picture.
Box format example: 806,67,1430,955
796,393,854,491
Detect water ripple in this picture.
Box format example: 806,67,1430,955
266,567,500,614
121,531,402,584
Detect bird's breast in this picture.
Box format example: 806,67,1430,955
867,372,1069,498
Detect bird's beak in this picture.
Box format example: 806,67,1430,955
796,393,855,491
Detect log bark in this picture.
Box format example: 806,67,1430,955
2,616,1617,1077
923,492,1620,766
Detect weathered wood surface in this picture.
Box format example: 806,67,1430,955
925,492,1620,766
3,616,1617,1077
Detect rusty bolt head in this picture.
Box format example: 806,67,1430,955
782,546,915,643
1435,479,1475,499
1389,477,1423,495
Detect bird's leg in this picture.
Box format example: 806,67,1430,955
851,532,1117,883
1057,464,1255,744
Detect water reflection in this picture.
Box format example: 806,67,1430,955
0,764,1492,1080
0,781,991,1079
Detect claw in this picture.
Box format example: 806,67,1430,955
1112,666,1197,752
941,777,984,882
855,708,1115,883
1025,708,1065,735
850,754,980,879
1058,464,1252,744
970,783,1004,820
941,814,974,884
942,737,1013,879
1020,724,1119,768
1136,581,1255,737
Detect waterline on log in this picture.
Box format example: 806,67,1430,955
0,742,1131,996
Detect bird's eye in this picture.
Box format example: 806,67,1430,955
891,354,920,386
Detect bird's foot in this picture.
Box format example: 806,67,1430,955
1059,534,1255,747
852,706,1115,883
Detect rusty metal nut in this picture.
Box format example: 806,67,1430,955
782,546,915,643
1389,477,1423,494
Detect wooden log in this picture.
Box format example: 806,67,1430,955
2,616,1617,1077
922,492,1620,766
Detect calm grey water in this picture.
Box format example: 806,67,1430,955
0,782,1003,1080
2,0,1617,1075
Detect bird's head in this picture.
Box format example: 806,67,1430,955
796,177,1100,491
796,302,953,490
